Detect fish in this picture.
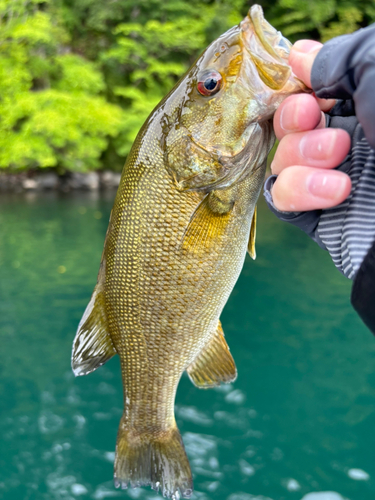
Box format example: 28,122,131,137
71,5,305,499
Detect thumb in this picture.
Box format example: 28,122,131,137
289,40,323,88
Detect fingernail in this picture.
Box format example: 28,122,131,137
279,98,299,132
307,171,347,199
293,40,323,53
300,129,337,160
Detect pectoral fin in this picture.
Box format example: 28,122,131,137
247,206,257,260
180,190,234,253
187,321,237,388
71,260,117,376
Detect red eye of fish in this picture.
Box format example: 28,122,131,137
197,71,222,96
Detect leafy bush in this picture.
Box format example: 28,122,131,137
0,0,122,172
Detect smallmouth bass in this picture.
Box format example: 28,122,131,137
72,5,305,499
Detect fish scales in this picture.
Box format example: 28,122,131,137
71,5,307,498
107,125,249,425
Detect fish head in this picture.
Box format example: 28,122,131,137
164,4,308,191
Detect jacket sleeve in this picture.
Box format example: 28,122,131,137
263,105,359,256
263,24,375,334
351,239,375,334
311,24,375,149
311,26,375,333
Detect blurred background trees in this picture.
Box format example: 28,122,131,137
1,0,374,173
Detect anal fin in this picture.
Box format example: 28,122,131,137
187,321,237,388
71,260,117,376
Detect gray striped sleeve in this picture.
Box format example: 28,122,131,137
263,120,375,280
317,137,375,279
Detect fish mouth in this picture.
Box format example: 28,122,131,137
242,5,292,63
240,5,305,92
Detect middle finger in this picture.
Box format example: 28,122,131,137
271,128,351,175
274,94,325,140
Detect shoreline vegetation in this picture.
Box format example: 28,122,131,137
0,171,121,192
1,1,374,176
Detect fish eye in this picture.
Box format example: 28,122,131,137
197,70,222,96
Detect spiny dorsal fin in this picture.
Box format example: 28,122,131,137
71,260,117,376
186,321,237,388
247,205,257,260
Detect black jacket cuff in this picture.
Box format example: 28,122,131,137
351,238,375,335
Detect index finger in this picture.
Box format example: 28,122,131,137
289,40,322,88
273,93,324,141
290,40,336,112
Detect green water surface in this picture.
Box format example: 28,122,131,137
0,192,374,500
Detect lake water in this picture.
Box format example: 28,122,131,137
1,191,374,500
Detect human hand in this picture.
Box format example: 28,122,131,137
271,40,352,212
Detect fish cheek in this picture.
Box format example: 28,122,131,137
166,132,225,191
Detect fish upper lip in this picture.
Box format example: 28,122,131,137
240,4,292,63
239,5,309,93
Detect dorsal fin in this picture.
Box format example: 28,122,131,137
71,260,117,376
247,205,257,260
187,321,237,388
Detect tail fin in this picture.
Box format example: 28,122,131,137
114,419,193,499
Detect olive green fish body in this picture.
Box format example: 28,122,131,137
72,5,306,498
106,118,265,418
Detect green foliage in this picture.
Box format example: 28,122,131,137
0,0,122,172
320,5,363,41
266,0,375,41
0,0,374,172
